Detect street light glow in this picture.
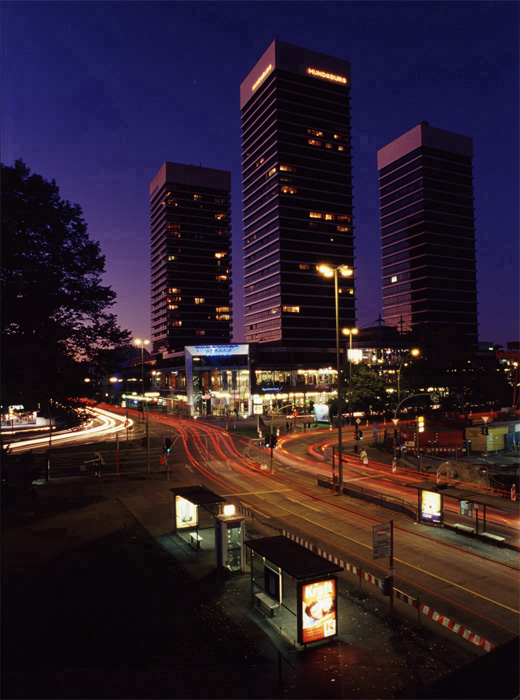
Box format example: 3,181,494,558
317,264,353,278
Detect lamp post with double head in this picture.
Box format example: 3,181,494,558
342,328,358,426
135,339,150,473
397,348,420,406
317,264,354,495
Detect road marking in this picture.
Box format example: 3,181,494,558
285,496,320,512
272,503,520,615
185,463,193,472
221,489,293,497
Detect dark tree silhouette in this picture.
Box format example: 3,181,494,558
1,160,131,410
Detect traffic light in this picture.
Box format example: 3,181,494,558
480,426,489,436
358,430,363,440
272,434,278,448
163,437,172,453
137,402,143,412
381,576,391,596
354,427,359,440
265,435,271,448
140,437,148,447
417,416,425,433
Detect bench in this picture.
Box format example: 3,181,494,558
189,533,202,550
255,591,279,617
453,523,476,535
481,532,506,545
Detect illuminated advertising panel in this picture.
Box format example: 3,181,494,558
420,490,442,525
298,578,337,644
460,500,473,517
314,404,330,423
175,496,198,530
306,67,347,85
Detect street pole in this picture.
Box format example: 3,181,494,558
146,400,150,474
334,268,344,495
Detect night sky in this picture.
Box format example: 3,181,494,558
2,1,518,347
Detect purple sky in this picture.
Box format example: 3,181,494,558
2,1,518,347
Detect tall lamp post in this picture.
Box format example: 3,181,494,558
397,348,420,406
317,264,354,495
135,339,150,473
342,328,358,426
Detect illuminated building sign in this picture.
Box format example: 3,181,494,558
420,490,442,525
306,67,347,85
298,578,337,644
252,64,273,92
189,344,247,357
175,496,198,530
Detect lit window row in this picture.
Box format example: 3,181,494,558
168,287,180,293
309,212,352,222
307,128,324,137
216,306,230,313
280,164,296,172
216,314,230,321
215,252,227,258
195,297,205,304
280,186,297,194
216,275,228,281
299,264,311,270
282,306,300,313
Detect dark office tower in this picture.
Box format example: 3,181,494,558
240,40,355,346
150,162,232,354
377,122,478,346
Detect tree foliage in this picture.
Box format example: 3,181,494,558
329,363,390,417
1,160,131,410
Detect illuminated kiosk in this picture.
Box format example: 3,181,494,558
245,535,343,647
171,486,226,551
215,507,246,573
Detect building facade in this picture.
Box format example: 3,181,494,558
377,122,479,346
240,40,356,346
149,162,232,354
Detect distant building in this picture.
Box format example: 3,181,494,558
149,162,232,354
240,40,355,346
377,122,479,347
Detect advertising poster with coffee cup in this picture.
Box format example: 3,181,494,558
299,578,337,644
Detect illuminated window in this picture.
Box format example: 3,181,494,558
216,306,230,313
193,194,202,201
194,297,205,304
216,229,227,235
167,255,176,261
282,306,300,313
309,212,323,219
166,198,178,206
168,304,178,310
280,165,296,172
280,186,297,194
330,238,334,242
168,287,179,293
270,307,278,315
334,134,349,142
337,215,352,222
336,225,351,232
171,321,182,327
216,275,228,281
215,213,227,220
267,167,277,177
391,276,398,283
215,252,227,259
216,314,230,321
299,264,310,270
307,129,324,137
168,296,181,302
255,157,265,168
338,145,344,151
308,139,321,146
195,330,205,336
324,214,335,221
325,143,332,149
166,223,180,230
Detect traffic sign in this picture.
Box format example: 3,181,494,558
373,522,392,560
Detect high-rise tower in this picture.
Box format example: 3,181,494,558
150,162,232,354
240,40,355,346
377,122,478,346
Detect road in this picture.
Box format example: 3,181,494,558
12,404,520,654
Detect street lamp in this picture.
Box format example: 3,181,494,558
397,348,419,406
317,263,354,495
134,339,150,394
342,328,358,426
134,338,150,474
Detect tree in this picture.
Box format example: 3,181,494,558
328,364,390,418
1,160,131,411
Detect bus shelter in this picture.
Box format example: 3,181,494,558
414,481,518,545
245,535,343,647
171,485,226,550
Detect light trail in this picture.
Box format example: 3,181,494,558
6,406,133,454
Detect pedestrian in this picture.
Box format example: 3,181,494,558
359,448,367,463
